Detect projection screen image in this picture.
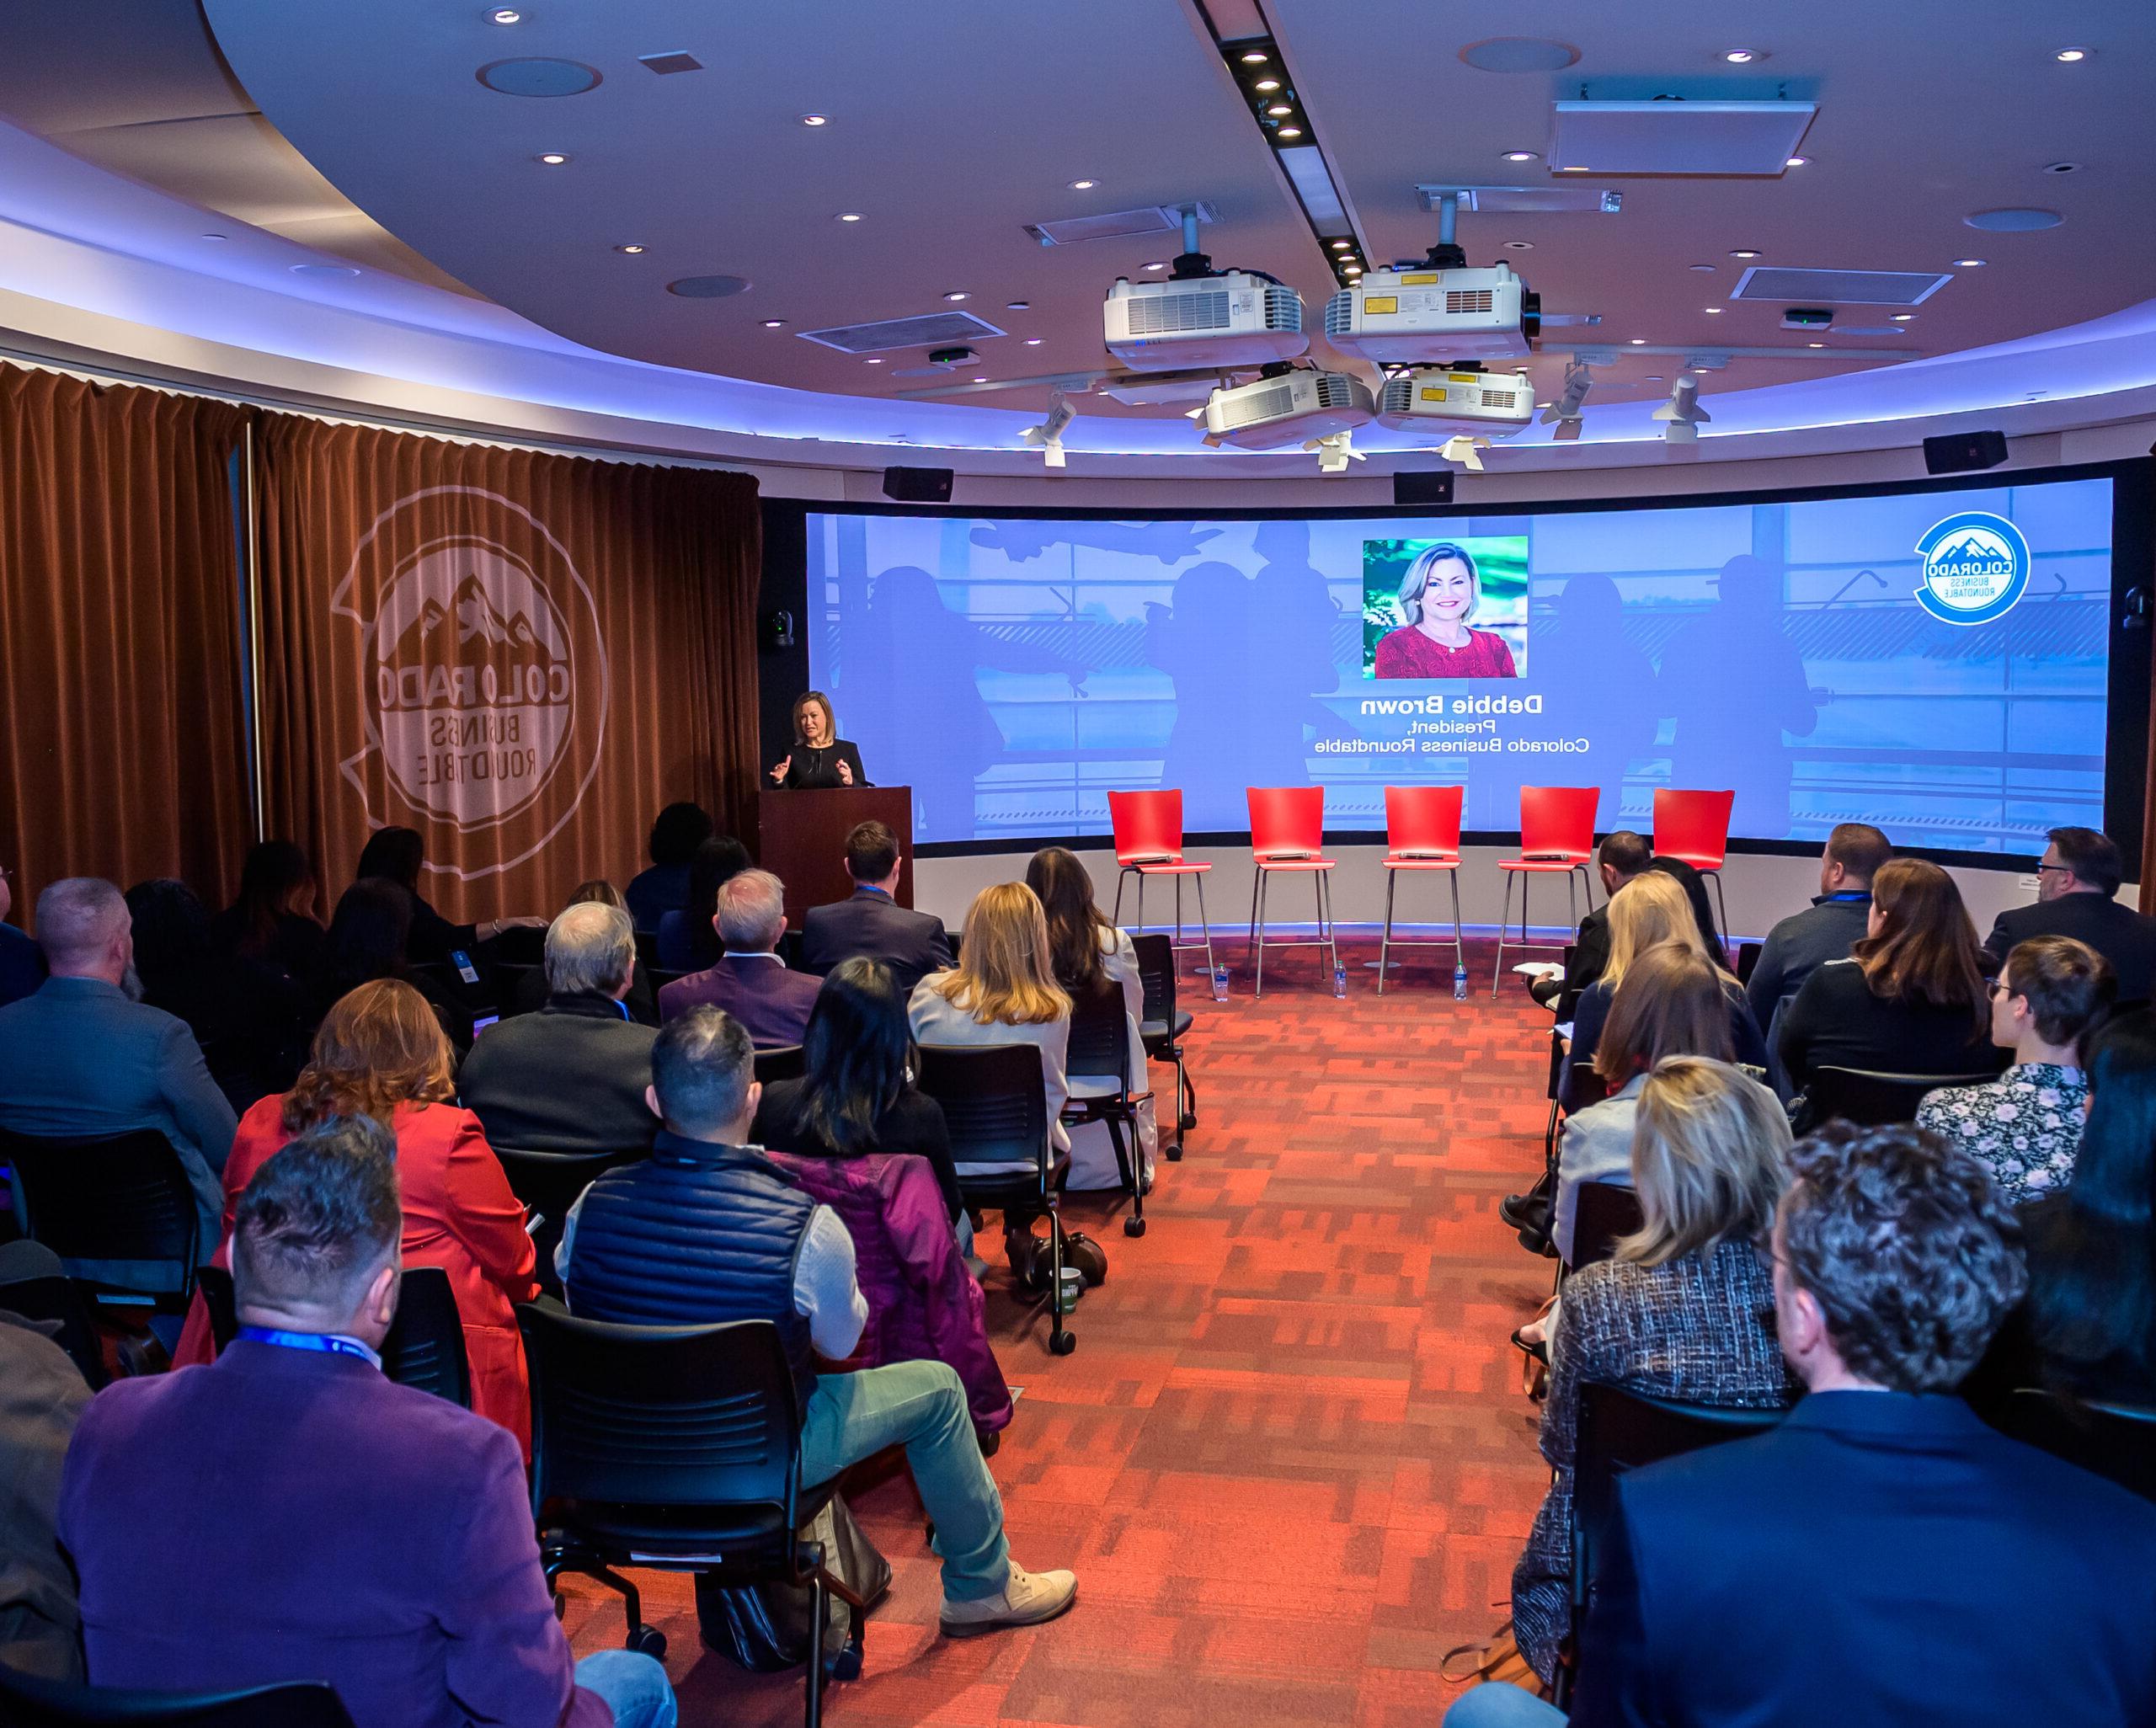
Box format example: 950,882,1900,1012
804,476,2114,851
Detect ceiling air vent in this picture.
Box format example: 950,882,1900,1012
1732,266,1951,307
1549,99,1816,176
1023,201,1218,247
797,311,1007,355
637,51,703,74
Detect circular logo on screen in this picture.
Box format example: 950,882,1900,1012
332,488,609,879
1913,511,2031,626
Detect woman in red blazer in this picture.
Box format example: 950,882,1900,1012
173,979,540,1451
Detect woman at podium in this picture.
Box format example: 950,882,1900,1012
769,690,869,789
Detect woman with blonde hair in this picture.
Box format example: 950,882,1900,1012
172,979,541,1450
1511,1055,1795,1683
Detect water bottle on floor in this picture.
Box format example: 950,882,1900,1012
1333,960,1348,999
1454,962,1469,1001
1211,963,1229,1002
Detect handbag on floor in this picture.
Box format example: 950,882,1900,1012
696,1492,892,1677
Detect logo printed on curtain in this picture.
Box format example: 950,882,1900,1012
332,486,610,879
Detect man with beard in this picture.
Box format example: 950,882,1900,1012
0,877,236,1275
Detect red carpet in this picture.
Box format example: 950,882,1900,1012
562,937,1557,1726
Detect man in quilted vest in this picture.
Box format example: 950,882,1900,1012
556,1005,1075,1640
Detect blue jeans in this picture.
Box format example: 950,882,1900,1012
801,1362,1010,1602
1444,1682,1564,1726
574,1650,676,1728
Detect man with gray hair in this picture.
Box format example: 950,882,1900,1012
0,878,235,1273
658,866,823,1047
459,899,659,1157
58,1115,675,1728
558,1006,1079,1642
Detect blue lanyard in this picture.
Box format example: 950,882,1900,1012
236,1325,382,1371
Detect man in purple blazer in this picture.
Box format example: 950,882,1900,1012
56,1116,675,1728
659,868,822,1045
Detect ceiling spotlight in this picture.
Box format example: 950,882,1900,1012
1704,306,1723,314
1629,337,1647,344
1143,260,1168,272
1502,239,1534,250
1343,263,1362,275
760,318,784,328
1502,149,1539,163
798,113,829,126
1891,313,1916,322
1069,178,1097,190
1277,125,1304,139
1025,337,1043,345
1652,374,1711,442
1254,77,1282,92
1722,48,1762,63
1730,248,1760,259
1240,49,1267,64
488,6,522,22
1954,257,1987,267
1023,393,1075,469
1267,103,1293,116
1785,156,1809,167
1541,360,1593,439
835,211,864,222
862,357,883,365
613,243,645,254
943,291,970,301
1807,341,1824,348
1331,239,1352,250
973,376,988,383
2054,46,2089,61
536,152,569,165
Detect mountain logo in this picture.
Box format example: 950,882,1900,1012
333,487,610,878
1913,510,2031,627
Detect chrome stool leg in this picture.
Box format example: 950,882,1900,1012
1252,869,1270,998
1379,870,1397,995
1492,872,1514,997
1195,872,1217,979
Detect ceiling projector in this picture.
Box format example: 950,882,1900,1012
1193,367,1372,451
1374,367,1536,439
1324,260,1539,364
1103,269,1307,372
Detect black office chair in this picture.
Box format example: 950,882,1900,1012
1556,1382,1787,1706
1988,1386,2156,1504
0,1128,203,1314
755,1044,807,1085
645,967,694,998
0,1272,109,1388
483,923,547,968
917,1043,1075,1357
518,1305,875,1726
196,1264,237,1352
1060,975,1150,1238
492,963,544,1019
633,929,662,970
1131,931,1195,1151
0,1666,354,1727
492,1146,647,1299
380,1267,472,1407
1564,1181,1646,1277
1735,941,1763,986
1800,1065,1996,1130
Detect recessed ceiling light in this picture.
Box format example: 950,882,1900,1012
1722,49,1763,63
943,291,970,301
835,211,864,222
1277,125,1304,139
1730,248,1760,259
2054,46,2089,61
1502,239,1534,250
536,152,569,165
616,243,648,256
1254,77,1282,92
973,376,987,383
1891,313,1916,322
1785,156,1808,167
798,113,829,126
862,357,882,365
200,232,228,242
1688,263,1716,272
1704,306,1723,314
760,318,784,328
1267,103,1293,116
2042,161,2083,174
1241,49,1267,64
1006,300,1030,310
1069,178,1097,190
1954,257,1987,267
1556,165,1589,172
488,6,522,22
1502,150,1539,163
1630,337,1647,344
1807,341,1824,348
1331,239,1352,250
1025,338,1043,345
1143,260,1168,272
1343,264,1362,275
1535,401,1551,409
1646,375,1664,382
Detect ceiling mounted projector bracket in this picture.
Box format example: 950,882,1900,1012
1423,191,1467,270
1167,204,1214,280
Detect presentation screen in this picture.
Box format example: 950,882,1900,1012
802,472,2116,854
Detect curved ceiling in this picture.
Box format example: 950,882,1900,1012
0,0,2151,475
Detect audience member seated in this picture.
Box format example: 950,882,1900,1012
1027,845,1157,1188
0,861,48,1009
1779,858,2001,1107
1511,1057,1795,1684
1645,854,1726,959
508,880,659,1025
1984,824,2156,1001
1551,944,1742,1265
659,867,823,1043
460,903,660,1156
908,883,1072,1272
557,1008,1077,1640
756,958,965,1225
1450,1120,2156,1728
60,1117,674,1728
318,877,471,1050
1917,936,2111,1203
0,877,236,1267
655,833,753,973
626,799,714,933
803,819,953,996
0,1242,93,1681
353,826,536,965
1529,829,1650,1012
211,838,328,993
175,980,540,1449
1743,821,1890,1034
125,877,305,1111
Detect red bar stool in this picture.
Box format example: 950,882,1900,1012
1379,784,1465,995
1652,787,1736,947
1107,789,1215,979
1245,786,1338,998
1493,786,1600,995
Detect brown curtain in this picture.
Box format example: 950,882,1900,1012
252,416,761,923
0,366,252,918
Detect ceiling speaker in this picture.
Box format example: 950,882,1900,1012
882,466,955,504
1922,430,2008,476
1394,471,1456,507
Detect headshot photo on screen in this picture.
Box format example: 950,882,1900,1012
1365,537,1528,680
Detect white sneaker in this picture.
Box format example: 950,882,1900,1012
940,1565,1078,1637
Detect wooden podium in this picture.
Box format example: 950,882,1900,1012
757,787,914,928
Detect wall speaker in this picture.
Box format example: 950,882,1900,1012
1921,430,2008,476
882,465,955,504
1394,470,1455,507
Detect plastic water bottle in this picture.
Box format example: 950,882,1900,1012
1333,960,1348,1000
1211,963,1229,1002
1454,962,1469,1001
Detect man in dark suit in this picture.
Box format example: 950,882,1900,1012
459,902,659,1155
658,867,823,1043
1984,825,2156,1002
800,819,952,997
56,1116,675,1728
1447,1121,2156,1728
1744,821,1890,1032
1528,830,1650,1015
0,866,45,1009
0,878,235,1272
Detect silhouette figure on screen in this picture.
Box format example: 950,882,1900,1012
835,565,1086,840
1533,573,1654,825
1655,553,1819,840
1248,521,1357,783
1145,561,1268,829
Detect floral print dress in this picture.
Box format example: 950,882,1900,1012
1915,1061,2089,1203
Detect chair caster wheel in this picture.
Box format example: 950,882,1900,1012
1049,1331,1077,1357
829,1631,865,1681
627,1625,666,1659
1165,1144,1184,1161
1123,1216,1147,1238
1178,1112,1198,1133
